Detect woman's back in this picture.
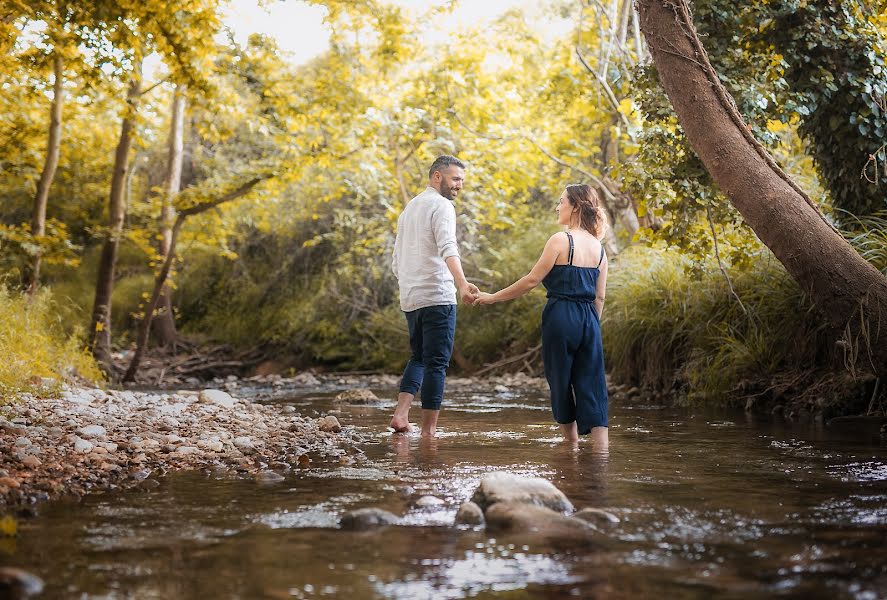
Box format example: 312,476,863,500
543,231,604,303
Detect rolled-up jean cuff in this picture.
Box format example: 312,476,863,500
399,383,420,395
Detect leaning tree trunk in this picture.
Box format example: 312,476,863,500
636,0,887,377
151,88,186,347
88,71,141,373
26,51,63,294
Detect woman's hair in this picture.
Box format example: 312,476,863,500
564,184,608,239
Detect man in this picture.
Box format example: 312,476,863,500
390,155,478,436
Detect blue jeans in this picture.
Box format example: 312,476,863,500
399,304,456,410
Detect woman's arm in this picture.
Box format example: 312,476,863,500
476,235,562,304
594,254,608,318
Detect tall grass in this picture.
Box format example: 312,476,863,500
0,286,103,401
602,245,834,403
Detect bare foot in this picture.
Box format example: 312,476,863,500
389,416,412,433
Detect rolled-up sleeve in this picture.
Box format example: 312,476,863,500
431,202,459,260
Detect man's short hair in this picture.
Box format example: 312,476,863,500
428,155,465,179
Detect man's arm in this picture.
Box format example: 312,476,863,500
432,203,476,304
445,255,479,305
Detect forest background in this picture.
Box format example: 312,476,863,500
1,0,886,418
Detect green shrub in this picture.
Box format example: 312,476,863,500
0,286,103,401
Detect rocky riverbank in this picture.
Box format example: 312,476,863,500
0,371,554,513
0,381,364,512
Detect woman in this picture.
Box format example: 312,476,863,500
476,184,609,446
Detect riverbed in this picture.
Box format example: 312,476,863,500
3,382,886,599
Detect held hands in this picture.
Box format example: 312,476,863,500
474,292,496,305
460,283,480,305
459,283,496,306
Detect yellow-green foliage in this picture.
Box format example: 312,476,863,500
602,245,832,403
0,287,102,401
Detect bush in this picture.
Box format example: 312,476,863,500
0,286,103,401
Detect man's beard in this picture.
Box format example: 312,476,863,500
441,187,457,201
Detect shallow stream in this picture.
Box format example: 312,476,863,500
3,384,887,599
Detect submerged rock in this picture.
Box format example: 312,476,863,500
414,495,445,508
0,567,44,598
471,472,573,513
333,389,380,404
573,507,620,525
254,470,286,484
339,508,399,531
454,501,485,526
484,502,593,544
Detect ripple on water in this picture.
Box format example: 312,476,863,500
256,494,373,529
307,466,393,481
373,551,579,599
828,461,887,483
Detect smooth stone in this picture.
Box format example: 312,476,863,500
471,472,574,513
317,416,341,433
484,502,594,545
333,389,380,404
76,425,107,439
174,446,200,456
0,567,44,598
291,372,321,386
73,438,94,453
414,495,445,508
14,437,31,448
254,470,285,484
574,507,620,525
21,455,42,469
454,501,485,526
233,437,254,449
198,389,236,409
339,508,399,531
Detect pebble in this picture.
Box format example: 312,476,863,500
73,438,94,453
77,425,107,439
22,456,42,469
233,437,254,449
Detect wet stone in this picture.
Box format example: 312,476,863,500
0,567,44,598
574,507,620,525
471,472,574,513
339,508,399,531
254,470,286,484
454,501,485,526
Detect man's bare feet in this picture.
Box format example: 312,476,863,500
389,417,412,433
390,392,415,433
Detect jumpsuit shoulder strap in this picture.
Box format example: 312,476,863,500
565,232,574,265
597,244,606,268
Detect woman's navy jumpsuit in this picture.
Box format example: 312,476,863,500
540,232,608,434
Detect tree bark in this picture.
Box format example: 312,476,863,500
26,51,63,294
152,88,186,346
88,69,141,373
123,177,266,382
637,0,887,377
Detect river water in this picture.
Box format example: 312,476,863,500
3,384,886,599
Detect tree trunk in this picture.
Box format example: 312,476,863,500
123,176,266,382
88,69,141,373
152,88,186,347
636,0,887,377
26,51,63,294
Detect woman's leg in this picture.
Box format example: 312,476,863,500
589,426,608,448
560,421,579,442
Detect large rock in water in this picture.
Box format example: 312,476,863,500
0,567,44,598
483,502,594,546
471,472,574,513
339,508,399,531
